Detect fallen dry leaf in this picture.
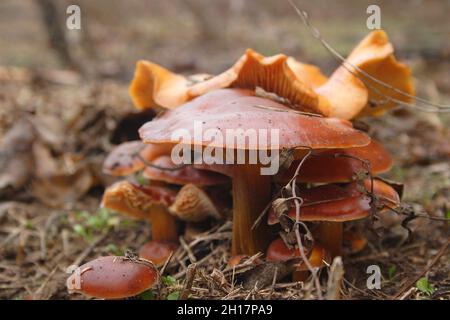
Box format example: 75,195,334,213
0,119,36,196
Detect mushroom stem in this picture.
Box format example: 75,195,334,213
314,222,343,259
148,205,178,242
232,164,271,255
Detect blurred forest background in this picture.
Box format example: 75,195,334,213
0,0,448,299
1,0,449,79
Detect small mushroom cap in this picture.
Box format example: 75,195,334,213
103,141,173,176
268,179,400,224
276,139,393,183
103,141,144,176
266,238,328,271
169,184,223,222
138,240,178,266
143,155,230,186
66,256,158,299
101,181,176,220
140,88,370,151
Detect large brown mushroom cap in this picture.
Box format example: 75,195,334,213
268,179,400,224
139,88,370,150
143,155,230,186
139,88,370,256
276,139,393,183
66,256,158,299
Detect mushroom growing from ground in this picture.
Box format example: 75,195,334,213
101,181,178,264
139,88,371,255
66,255,158,299
268,179,401,259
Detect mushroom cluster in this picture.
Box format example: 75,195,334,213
67,30,415,298
102,141,230,265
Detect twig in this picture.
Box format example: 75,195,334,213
159,250,174,276
392,237,450,299
156,250,173,300
33,267,58,298
268,267,278,299
288,149,324,299
326,257,344,300
173,247,223,279
71,233,108,267
179,236,197,263
180,263,197,299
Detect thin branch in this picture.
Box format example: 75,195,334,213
288,0,450,113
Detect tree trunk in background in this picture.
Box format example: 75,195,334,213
35,0,82,72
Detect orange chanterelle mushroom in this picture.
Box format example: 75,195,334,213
130,30,413,120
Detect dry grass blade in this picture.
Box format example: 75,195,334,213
392,237,450,300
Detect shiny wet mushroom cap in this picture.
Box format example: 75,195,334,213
268,179,400,258
268,178,400,225
139,88,370,150
66,256,158,299
276,139,393,184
